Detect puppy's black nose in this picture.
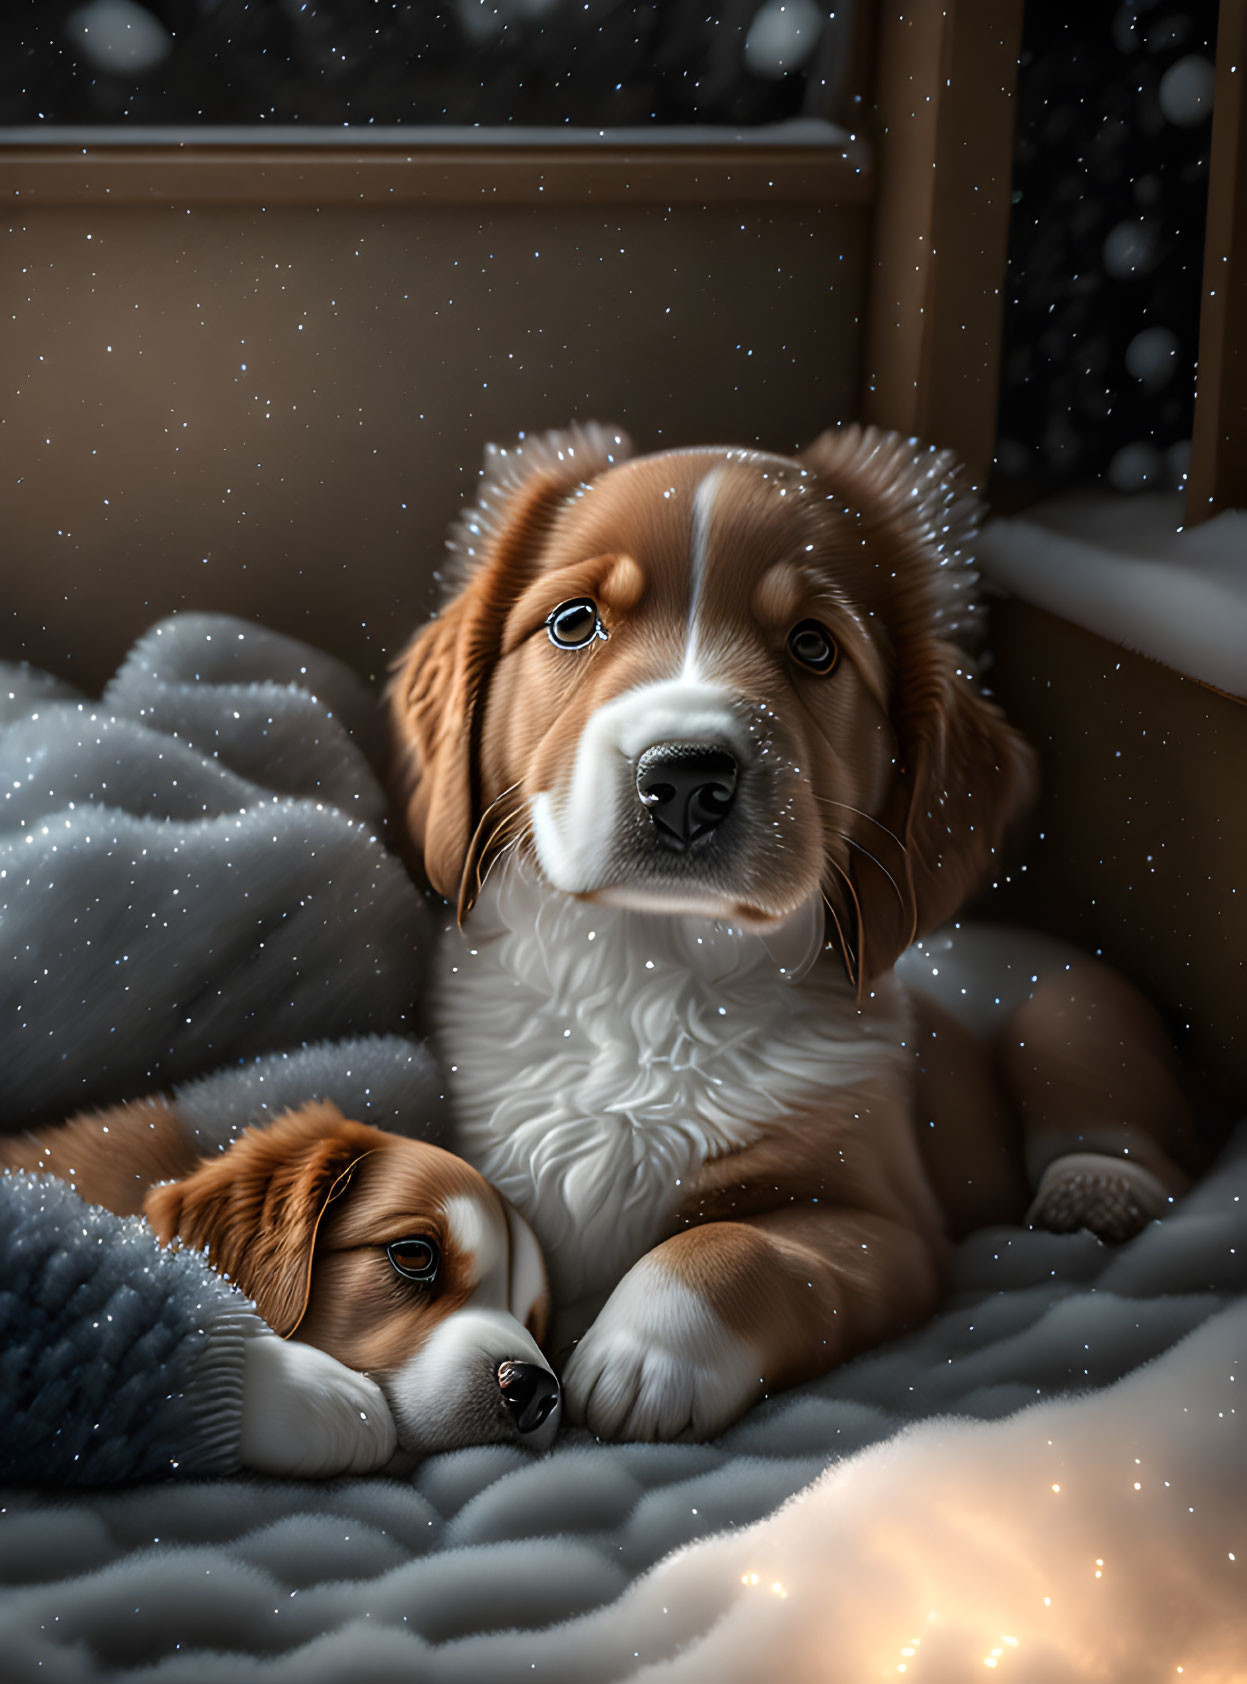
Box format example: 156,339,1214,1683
635,744,738,848
497,1361,561,1435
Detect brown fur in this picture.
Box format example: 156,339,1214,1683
665,1064,952,1387
997,954,1201,1190
907,995,1032,1239
0,1098,201,1217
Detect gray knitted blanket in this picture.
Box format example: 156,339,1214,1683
0,614,439,1481
1,615,1243,1680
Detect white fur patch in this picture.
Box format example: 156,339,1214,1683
443,1188,548,1323
437,867,906,1313
684,466,725,669
238,1332,397,1477
609,678,750,763
562,1255,761,1440
443,1192,498,1285
530,677,748,896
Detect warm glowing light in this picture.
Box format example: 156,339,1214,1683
896,1634,923,1672
1051,1483,1061,1493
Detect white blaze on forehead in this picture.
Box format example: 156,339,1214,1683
685,464,728,672
683,455,813,679
443,1191,504,1286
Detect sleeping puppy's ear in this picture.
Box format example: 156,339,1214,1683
799,425,1036,986
388,421,633,916
142,1102,387,1338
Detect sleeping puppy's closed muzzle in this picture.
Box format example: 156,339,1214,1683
381,1307,561,1455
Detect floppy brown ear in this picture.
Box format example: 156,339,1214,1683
799,425,1037,985
388,422,632,913
142,1101,389,1337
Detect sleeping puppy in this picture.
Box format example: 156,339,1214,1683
1,1100,560,1472
389,421,1198,1443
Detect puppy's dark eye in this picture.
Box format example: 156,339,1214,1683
386,1236,441,1284
547,598,605,650
787,619,839,675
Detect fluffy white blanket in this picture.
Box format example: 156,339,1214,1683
1,615,1241,1681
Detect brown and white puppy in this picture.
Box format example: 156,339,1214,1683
1,1100,560,1471
389,421,1198,1444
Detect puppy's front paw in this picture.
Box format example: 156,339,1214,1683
562,1257,760,1442
239,1333,397,1477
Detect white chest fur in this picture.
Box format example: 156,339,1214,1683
434,869,906,1312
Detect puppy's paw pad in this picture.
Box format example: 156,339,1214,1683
1025,1153,1170,1244
239,1333,397,1477
563,1265,758,1442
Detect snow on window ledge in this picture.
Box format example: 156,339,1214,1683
978,490,1247,698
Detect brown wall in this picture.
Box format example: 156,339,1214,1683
2,164,868,690
989,598,1247,1109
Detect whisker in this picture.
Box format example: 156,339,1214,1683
459,788,530,920
477,780,523,827
478,823,530,893
837,831,908,914
476,805,527,878
821,863,861,988
825,856,860,920
810,793,907,855
462,787,519,871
